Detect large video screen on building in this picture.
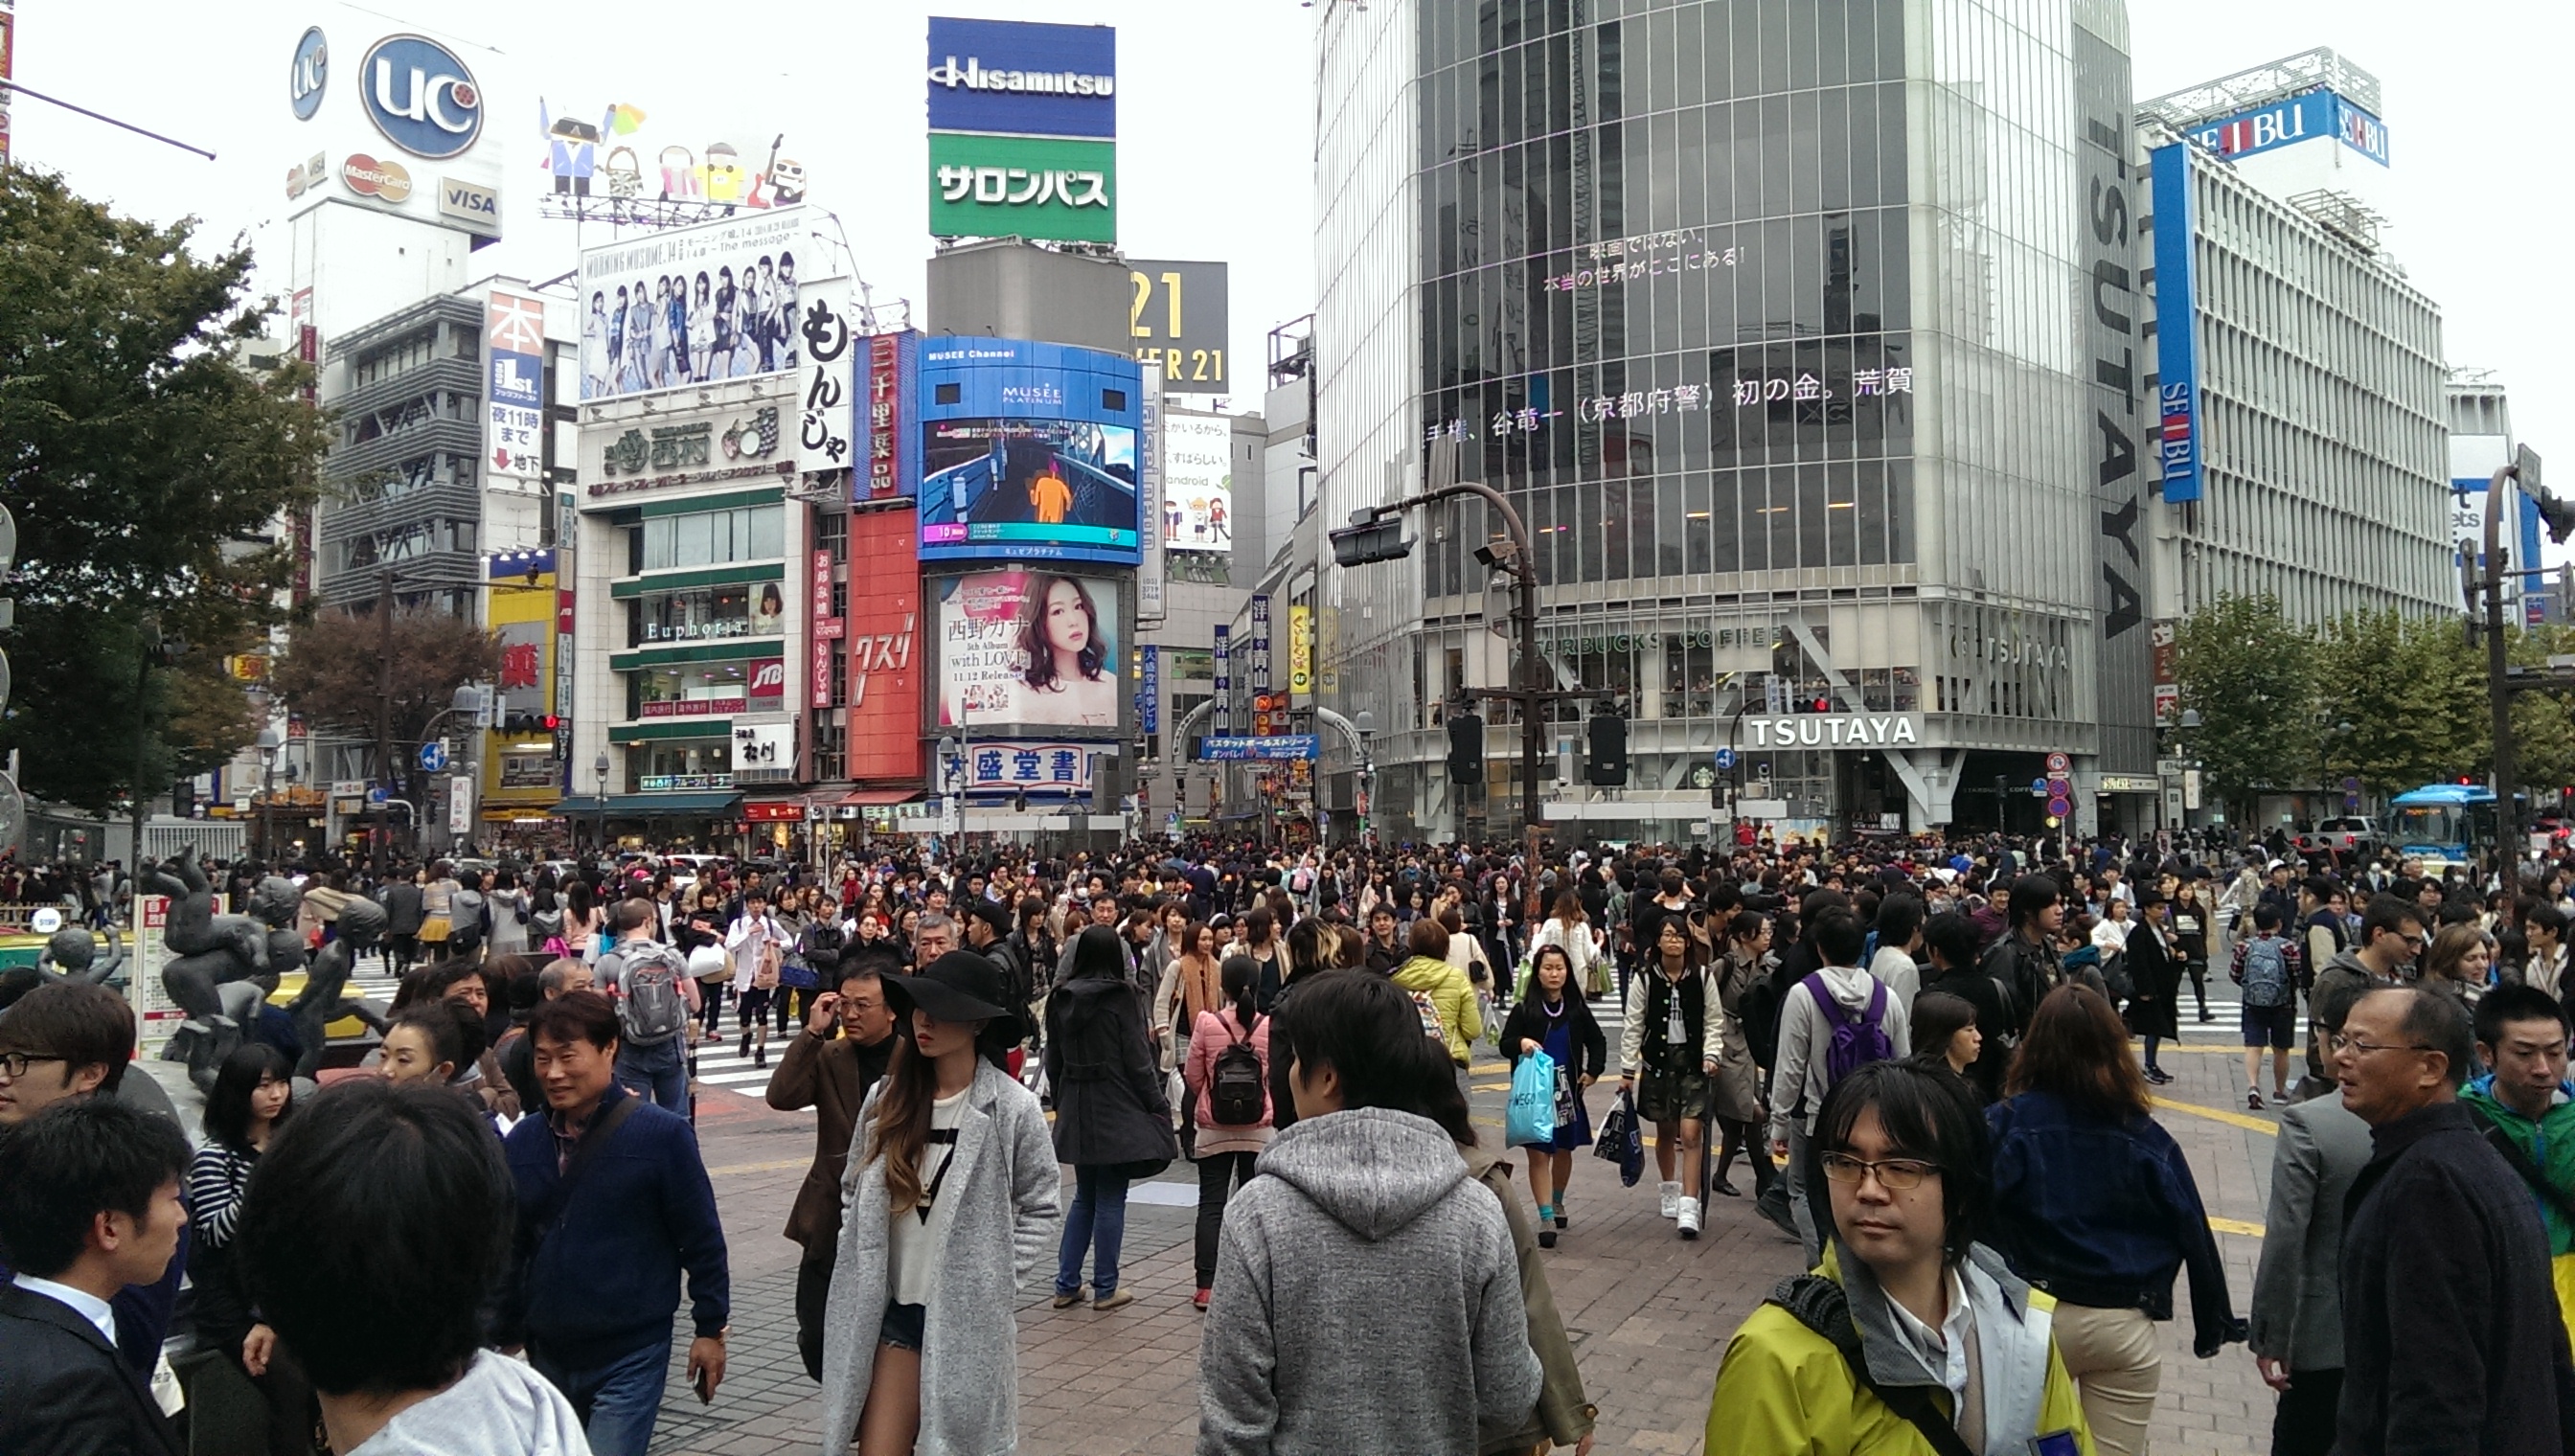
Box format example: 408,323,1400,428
921,419,1139,565
934,570,1123,732
914,336,1142,567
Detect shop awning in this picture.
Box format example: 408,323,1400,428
839,788,923,807
549,793,743,818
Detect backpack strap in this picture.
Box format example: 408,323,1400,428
1766,1274,1980,1456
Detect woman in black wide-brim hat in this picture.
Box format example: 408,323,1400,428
818,950,1060,1456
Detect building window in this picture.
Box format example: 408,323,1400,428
815,510,849,563
638,504,786,570
810,712,846,781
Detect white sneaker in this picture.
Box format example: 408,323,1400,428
1676,1196,1702,1240
1658,1181,1683,1218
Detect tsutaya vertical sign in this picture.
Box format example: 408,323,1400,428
1212,625,1231,733
486,290,546,486
2076,13,2153,790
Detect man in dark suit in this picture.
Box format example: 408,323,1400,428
0,1096,192,1456
764,952,900,1381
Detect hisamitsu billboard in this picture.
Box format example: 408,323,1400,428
926,17,1116,139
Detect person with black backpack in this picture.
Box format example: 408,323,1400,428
1766,906,1908,1266
1183,954,1273,1311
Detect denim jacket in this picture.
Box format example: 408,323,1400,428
1984,1090,2241,1356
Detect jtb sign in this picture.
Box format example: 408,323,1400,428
2188,89,2388,168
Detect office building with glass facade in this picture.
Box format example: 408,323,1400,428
1312,0,2155,840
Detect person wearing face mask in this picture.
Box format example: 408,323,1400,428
1707,1060,2095,1456
767,955,903,1383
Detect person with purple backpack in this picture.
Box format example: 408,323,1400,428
1766,906,1909,1266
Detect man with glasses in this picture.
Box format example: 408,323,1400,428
0,983,190,1380
765,954,900,1382
2331,986,2575,1456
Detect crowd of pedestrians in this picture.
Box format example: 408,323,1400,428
11,826,2575,1454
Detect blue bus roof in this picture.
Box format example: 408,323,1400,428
2390,784,2496,807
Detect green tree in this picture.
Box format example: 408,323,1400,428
2314,609,2487,796
0,170,327,813
2171,593,2316,824
2509,624,2575,797
267,607,502,809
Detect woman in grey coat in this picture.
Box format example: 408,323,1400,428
820,950,1060,1456
1046,923,1179,1310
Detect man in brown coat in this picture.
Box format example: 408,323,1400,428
764,953,899,1381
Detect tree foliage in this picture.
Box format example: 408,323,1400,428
2313,608,2488,795
0,170,327,811
2170,594,2316,820
267,607,502,806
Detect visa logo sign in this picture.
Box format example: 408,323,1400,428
2189,90,2388,168
438,177,501,236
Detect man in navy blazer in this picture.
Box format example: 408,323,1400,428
0,1096,192,1456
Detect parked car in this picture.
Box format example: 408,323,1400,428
2296,816,2379,857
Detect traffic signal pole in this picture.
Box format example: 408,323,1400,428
1335,469,1575,845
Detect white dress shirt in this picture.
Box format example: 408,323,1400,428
13,1272,117,1348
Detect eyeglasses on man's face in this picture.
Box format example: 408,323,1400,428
2329,1033,2434,1057
0,1052,67,1081
1819,1152,1941,1192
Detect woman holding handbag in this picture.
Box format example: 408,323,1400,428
1498,942,1606,1247
1183,954,1273,1310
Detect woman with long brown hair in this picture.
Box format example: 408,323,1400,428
1985,986,2240,1456
819,951,1059,1456
1528,889,1606,1002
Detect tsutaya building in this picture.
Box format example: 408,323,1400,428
1309,0,2160,840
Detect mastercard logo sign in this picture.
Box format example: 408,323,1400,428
341,153,414,203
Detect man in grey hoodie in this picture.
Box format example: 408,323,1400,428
1197,972,1540,1456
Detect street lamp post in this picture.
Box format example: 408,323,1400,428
592,752,611,862
255,725,284,860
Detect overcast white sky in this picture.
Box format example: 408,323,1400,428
11,0,2566,471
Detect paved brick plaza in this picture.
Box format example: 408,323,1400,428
642,1028,2287,1456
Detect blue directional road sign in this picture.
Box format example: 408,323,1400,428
419,741,448,773
1715,748,1738,771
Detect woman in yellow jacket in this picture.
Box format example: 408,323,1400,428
1709,1060,2095,1456
1388,917,1485,1083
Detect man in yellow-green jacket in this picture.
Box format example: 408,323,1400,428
2462,983,2575,1349
1709,1060,2095,1456
1389,918,1485,1074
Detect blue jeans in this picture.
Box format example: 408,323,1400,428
1056,1165,1131,1296
533,1339,667,1456
616,1036,687,1114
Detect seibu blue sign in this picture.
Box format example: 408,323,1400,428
1200,735,1318,762
926,17,1116,139
2187,88,2387,168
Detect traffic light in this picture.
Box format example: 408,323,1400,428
542,714,560,732
1447,710,1486,784
1811,694,1832,714
1585,706,1629,786
1330,511,1411,567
